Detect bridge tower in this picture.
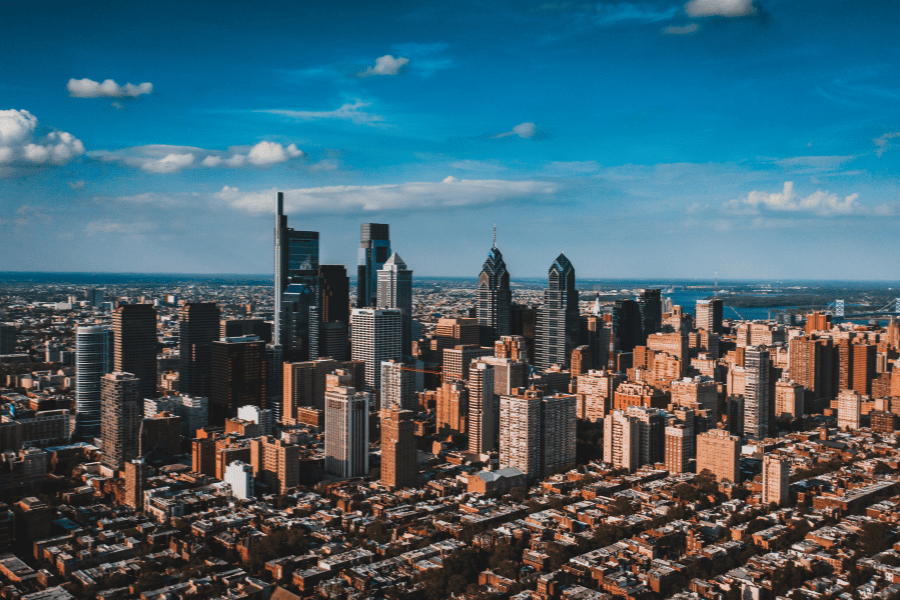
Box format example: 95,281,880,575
835,300,844,318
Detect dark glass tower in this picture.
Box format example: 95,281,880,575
281,276,324,363
477,237,511,346
356,223,390,308
179,302,221,397
636,288,662,341
113,304,158,401
535,253,580,370
612,299,642,354
274,191,319,346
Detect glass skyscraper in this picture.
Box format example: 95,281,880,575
75,325,113,439
535,254,580,370
477,240,512,346
356,223,390,308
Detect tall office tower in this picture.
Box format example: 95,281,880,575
580,315,610,371
479,356,526,397
499,389,542,477
319,322,349,361
324,384,371,478
695,299,724,334
744,346,771,440
435,318,481,350
274,191,320,344
789,337,837,407
468,362,495,455
319,265,351,326
762,454,790,506
123,459,148,510
377,253,413,356
696,429,740,482
75,325,113,439
265,343,283,422
664,415,694,475
624,405,665,467
575,369,623,421
636,289,663,340
495,335,527,362
381,359,417,412
437,380,468,435
0,324,16,354
671,376,719,423
179,303,221,398
113,304,158,401
444,345,493,380
612,299,642,354
282,359,365,421
281,276,323,363
100,372,141,471
250,436,300,493
535,254,580,370
477,238,512,346
542,392,577,476
220,319,272,343
351,308,402,392
210,335,268,424
86,287,105,308
775,379,804,419
274,192,285,346
510,304,537,363
357,223,391,308
837,389,862,431
570,345,591,375
604,410,640,473
381,409,416,489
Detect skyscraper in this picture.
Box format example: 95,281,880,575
612,299,642,354
350,308,402,392
281,276,323,362
695,299,724,334
357,223,391,308
381,409,416,489
696,429,740,483
100,372,141,471
75,325,113,439
535,254,580,370
477,237,512,346
274,191,320,345
744,346,771,440
324,384,371,478
319,264,351,326
381,359,417,412
762,454,789,506
377,252,413,356
499,387,575,479
210,336,268,424
603,410,640,473
664,417,693,475
113,304,157,402
179,303,221,398
467,362,495,455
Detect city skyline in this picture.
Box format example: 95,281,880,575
3,0,900,279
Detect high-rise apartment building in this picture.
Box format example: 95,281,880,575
377,253,413,356
0,324,16,354
604,410,640,473
381,359,417,412
100,372,141,471
381,409,416,489
139,412,181,456
113,304,157,402
75,325,113,439
123,459,148,510
282,358,365,422
250,436,299,494
495,335,527,362
357,223,391,308
443,345,493,380
837,342,876,395
224,461,255,500
467,362,495,455
541,392,576,476
477,240,512,346
837,389,862,431
744,346,771,440
350,308,403,392
664,415,694,475
575,369,623,421
478,356,527,398
210,336,268,424
437,380,468,435
671,376,719,423
624,405,665,468
774,379,804,419
179,303,221,398
435,318,481,350
324,384,371,478
805,312,832,333
762,454,790,506
499,389,542,478
789,337,837,405
695,298,724,334
535,254,580,370
696,429,740,482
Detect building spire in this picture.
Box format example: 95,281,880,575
492,224,497,248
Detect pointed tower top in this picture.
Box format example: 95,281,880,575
384,252,406,267
492,224,497,248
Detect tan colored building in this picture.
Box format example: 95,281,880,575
671,376,719,423
775,379,804,419
575,369,622,421
443,345,492,381
837,389,861,431
495,335,527,362
283,359,364,425
646,332,689,374
437,380,467,435
696,429,740,483
762,454,790,506
664,417,693,475
124,459,148,510
250,436,299,494
435,318,480,350
381,409,417,489
613,381,669,411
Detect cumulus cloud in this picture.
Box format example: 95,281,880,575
685,0,757,17
259,101,383,125
0,109,85,173
214,178,559,215
725,182,862,217
67,78,153,98
88,140,304,173
492,122,537,139
874,132,900,157
361,55,409,77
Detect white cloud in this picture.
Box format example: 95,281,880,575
0,109,84,172
874,132,900,157
725,182,862,217
361,55,409,76
259,101,384,124
664,23,700,34
202,155,223,167
85,220,157,235
69,180,86,190
141,153,195,174
492,122,537,139
214,178,559,215
67,78,153,98
247,141,304,166
685,0,757,17
224,154,246,167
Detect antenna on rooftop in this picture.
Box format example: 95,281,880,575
492,224,497,248
714,272,718,300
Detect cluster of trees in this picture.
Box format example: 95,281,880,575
575,419,604,465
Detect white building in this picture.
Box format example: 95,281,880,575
144,394,208,436
224,460,254,500
237,405,273,436
762,454,790,506
350,308,402,392
837,389,862,431
604,410,640,473
324,385,371,478
380,359,417,412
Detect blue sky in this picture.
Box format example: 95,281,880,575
2,0,899,279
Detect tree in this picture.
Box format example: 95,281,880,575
673,482,699,503
509,487,527,504
856,521,891,557
592,522,628,549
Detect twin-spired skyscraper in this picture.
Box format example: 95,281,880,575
476,235,512,346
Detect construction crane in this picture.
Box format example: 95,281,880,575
397,364,444,385
728,305,746,320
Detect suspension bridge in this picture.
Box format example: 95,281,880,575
818,297,900,320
